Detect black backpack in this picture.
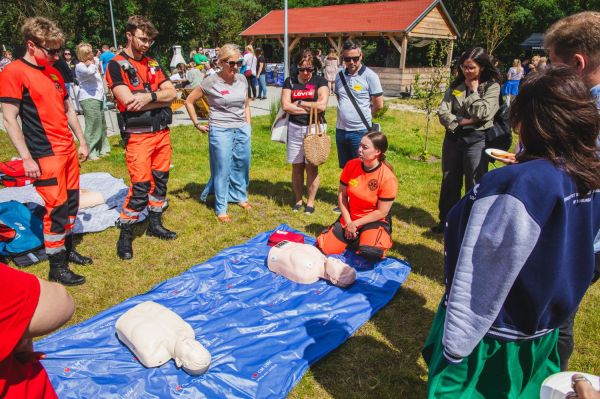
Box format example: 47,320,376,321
485,94,512,151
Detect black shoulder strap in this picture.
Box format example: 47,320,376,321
338,71,371,131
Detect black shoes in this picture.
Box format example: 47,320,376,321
146,211,177,240
117,222,134,260
117,212,177,260
48,251,86,286
65,234,93,265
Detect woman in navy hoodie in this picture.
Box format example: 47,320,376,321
423,65,600,398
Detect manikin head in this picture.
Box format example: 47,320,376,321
173,336,212,375
324,257,356,288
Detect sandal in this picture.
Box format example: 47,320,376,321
217,214,232,223
238,202,252,210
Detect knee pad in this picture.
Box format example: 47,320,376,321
357,225,392,260
317,224,348,255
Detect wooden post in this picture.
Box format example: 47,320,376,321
277,37,284,48
387,35,403,68
288,36,302,60
327,36,340,54
446,39,454,67
399,33,408,70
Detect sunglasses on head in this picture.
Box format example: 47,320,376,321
226,59,243,67
34,42,62,56
343,56,360,63
298,67,314,73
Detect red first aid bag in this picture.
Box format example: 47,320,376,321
0,160,26,176
267,230,305,246
0,159,34,187
1,175,34,187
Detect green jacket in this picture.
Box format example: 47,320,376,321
438,81,500,133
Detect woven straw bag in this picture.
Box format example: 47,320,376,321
303,107,330,166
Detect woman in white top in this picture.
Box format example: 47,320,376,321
243,45,257,100
75,43,110,160
501,59,524,105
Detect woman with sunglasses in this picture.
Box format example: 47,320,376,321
432,47,501,234
75,42,110,160
281,49,330,214
423,65,600,398
184,44,252,223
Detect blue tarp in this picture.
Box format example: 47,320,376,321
37,225,411,398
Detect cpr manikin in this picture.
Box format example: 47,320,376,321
268,241,356,287
115,301,211,375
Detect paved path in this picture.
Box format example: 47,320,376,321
0,86,340,136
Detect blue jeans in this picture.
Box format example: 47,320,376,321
258,74,267,98
335,128,368,168
201,124,251,215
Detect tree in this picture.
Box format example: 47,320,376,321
479,0,516,55
412,40,451,159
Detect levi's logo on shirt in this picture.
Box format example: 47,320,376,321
292,89,315,99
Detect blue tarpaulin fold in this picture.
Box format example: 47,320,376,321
37,224,411,398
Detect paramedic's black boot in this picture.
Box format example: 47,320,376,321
146,211,177,240
117,222,134,260
48,251,86,286
65,234,93,265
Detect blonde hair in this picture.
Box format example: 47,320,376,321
512,58,522,72
218,43,241,66
76,43,93,62
327,50,338,59
21,17,64,47
245,44,254,53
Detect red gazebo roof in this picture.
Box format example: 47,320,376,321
240,0,458,37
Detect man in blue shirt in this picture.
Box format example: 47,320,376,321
545,10,600,372
98,44,115,74
334,40,383,169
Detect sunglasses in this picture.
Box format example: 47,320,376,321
226,60,243,67
298,67,314,73
64,52,71,56
343,56,360,63
34,42,62,56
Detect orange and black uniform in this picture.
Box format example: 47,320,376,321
317,158,398,260
0,59,79,255
106,53,172,224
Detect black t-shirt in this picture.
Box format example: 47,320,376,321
53,59,74,83
258,55,266,75
283,75,328,126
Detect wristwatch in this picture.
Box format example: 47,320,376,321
150,92,157,103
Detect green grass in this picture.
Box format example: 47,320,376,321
1,108,598,398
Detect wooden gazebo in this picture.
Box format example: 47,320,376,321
240,0,459,95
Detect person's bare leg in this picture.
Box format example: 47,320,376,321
306,163,320,208
291,163,305,206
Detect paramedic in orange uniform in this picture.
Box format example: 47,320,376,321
317,132,398,260
0,17,91,286
106,15,177,260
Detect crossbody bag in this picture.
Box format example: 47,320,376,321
338,71,380,132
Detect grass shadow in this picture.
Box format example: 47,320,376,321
248,179,339,208
307,286,434,398
391,202,437,229
304,222,329,237
393,241,444,284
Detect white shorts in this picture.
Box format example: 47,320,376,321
286,121,327,164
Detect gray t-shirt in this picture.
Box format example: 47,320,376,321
200,72,248,128
334,65,383,131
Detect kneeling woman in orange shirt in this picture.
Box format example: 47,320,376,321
317,132,397,260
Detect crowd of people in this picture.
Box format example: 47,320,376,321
0,9,599,399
